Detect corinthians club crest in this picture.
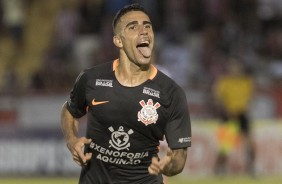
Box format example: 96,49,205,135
138,99,161,126
108,126,134,151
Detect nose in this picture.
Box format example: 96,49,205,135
139,25,148,35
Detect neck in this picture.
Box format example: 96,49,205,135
114,59,156,87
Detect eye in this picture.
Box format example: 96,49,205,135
145,24,152,29
129,25,138,30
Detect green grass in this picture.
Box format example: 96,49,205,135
0,177,79,184
0,175,281,184
168,175,282,184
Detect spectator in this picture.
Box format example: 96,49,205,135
53,2,79,63
1,0,26,55
77,0,104,34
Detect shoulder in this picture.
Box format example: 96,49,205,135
154,70,189,116
154,69,186,97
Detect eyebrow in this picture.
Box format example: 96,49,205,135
143,21,152,26
125,20,152,28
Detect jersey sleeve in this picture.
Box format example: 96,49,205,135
66,71,88,118
165,87,191,149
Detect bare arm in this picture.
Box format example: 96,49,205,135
60,101,92,166
162,148,187,176
148,147,188,176
61,102,79,144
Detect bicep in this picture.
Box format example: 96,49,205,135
165,88,191,149
67,71,88,118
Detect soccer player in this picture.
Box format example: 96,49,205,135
60,4,191,184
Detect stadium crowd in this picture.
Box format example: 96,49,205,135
0,0,282,118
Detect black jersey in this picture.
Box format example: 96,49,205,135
66,60,191,184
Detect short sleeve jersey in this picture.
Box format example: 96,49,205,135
66,60,191,184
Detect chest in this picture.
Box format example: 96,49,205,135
85,79,168,129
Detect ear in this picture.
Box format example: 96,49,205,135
113,35,123,48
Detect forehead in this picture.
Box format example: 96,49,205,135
119,11,151,25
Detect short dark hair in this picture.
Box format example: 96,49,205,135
112,3,149,33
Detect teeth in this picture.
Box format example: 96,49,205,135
141,41,149,44
139,41,149,45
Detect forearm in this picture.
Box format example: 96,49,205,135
162,148,187,176
60,102,79,146
60,102,92,166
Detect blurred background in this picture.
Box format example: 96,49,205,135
0,0,282,182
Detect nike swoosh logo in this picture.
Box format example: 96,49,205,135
92,99,109,106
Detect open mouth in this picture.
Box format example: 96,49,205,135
136,41,151,58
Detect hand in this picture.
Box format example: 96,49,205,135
67,137,92,166
148,149,172,176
